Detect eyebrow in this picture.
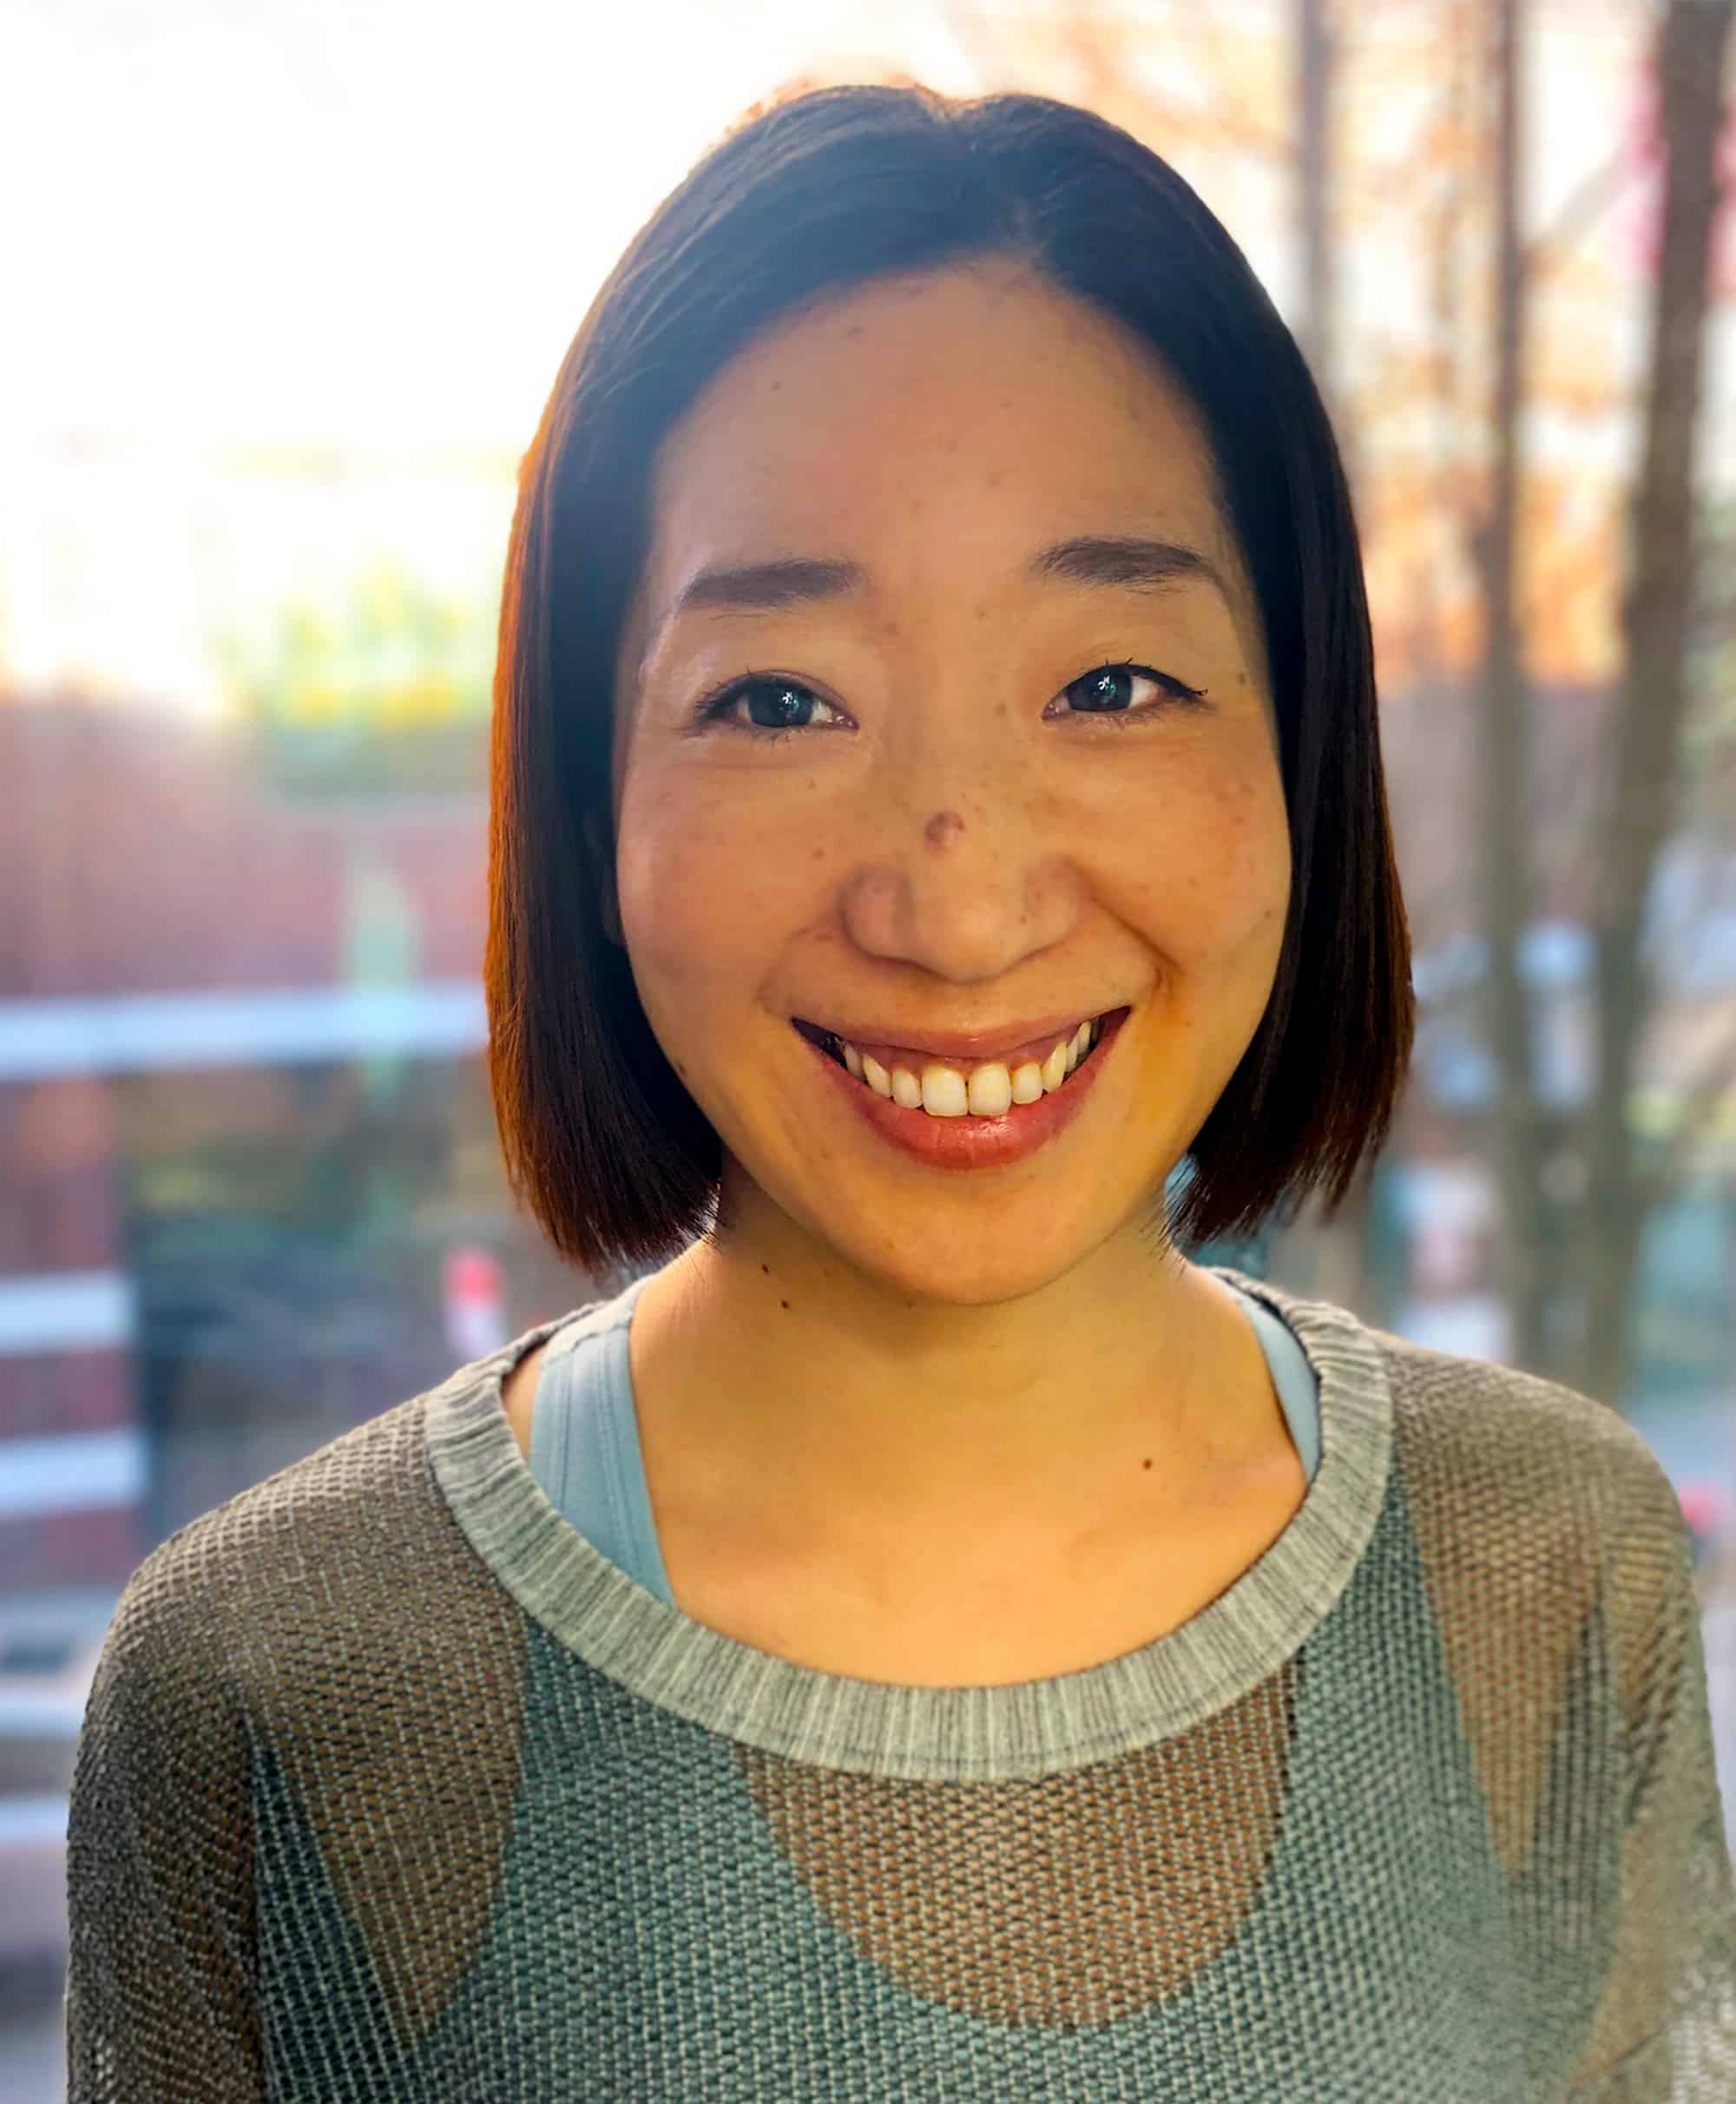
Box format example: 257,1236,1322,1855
649,534,1233,657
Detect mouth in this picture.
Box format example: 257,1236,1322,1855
788,1004,1130,1174
791,1005,1129,1114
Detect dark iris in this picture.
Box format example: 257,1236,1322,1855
745,681,812,730
1068,667,1136,713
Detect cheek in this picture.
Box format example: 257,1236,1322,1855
1105,748,1290,959
615,770,804,1003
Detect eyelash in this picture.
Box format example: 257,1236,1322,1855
692,661,1207,743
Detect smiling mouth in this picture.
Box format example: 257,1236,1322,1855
791,1007,1128,1116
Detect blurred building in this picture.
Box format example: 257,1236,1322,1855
0,694,590,1601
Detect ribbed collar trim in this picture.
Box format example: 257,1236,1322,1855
424,1265,1391,1781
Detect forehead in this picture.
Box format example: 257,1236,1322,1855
638,264,1246,611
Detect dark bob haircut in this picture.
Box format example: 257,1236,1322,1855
486,78,1414,1278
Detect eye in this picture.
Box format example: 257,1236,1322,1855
696,675,845,740
1050,661,1207,720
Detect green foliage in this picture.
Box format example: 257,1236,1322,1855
213,557,495,796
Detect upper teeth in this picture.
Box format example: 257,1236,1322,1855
839,1017,1101,1117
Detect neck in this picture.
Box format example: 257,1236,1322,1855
628,1195,1258,1567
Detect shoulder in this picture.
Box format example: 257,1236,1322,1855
98,1338,552,1716
1217,1267,1687,1575
1296,1296,1699,1752
1359,1315,1683,1541
1327,1300,1693,1674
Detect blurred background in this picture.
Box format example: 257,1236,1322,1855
2,0,1733,2088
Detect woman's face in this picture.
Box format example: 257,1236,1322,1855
607,260,1290,1304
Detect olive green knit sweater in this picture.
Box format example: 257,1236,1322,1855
64,1272,1736,2099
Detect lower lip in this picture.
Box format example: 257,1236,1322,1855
795,1009,1128,1173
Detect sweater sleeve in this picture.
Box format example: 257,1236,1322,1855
63,1551,265,2101
1567,1463,1736,2098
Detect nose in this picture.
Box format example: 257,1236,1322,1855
836,795,1085,987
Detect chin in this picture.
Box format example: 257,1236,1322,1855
804,1217,1095,1310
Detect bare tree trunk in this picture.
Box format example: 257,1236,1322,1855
1573,0,1735,1411
1478,0,1549,1375
1292,0,1375,1312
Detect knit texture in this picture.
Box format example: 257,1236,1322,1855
64,1266,1736,2100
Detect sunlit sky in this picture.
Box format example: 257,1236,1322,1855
3,0,999,452
1,0,1727,716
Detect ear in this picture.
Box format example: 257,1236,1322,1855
582,808,625,948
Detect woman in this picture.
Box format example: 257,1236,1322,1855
66,81,1733,2100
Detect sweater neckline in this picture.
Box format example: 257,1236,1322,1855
424,1264,1393,1782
